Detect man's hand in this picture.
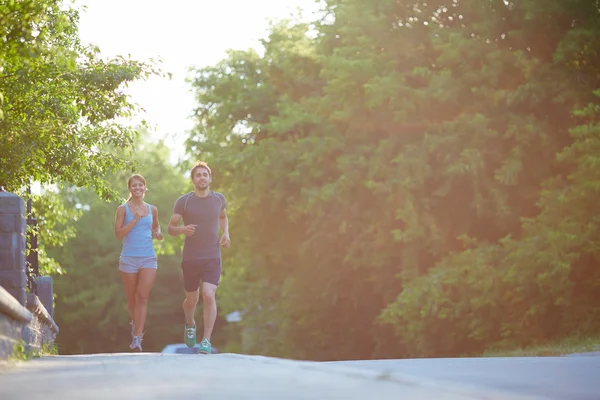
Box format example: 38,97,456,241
182,224,197,237
219,232,231,248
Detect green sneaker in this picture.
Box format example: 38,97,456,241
199,338,211,354
184,324,196,348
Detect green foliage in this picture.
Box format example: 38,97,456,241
30,190,83,276
482,332,600,357
1,0,164,278
379,244,505,357
41,341,59,356
9,340,30,361
380,94,600,356
8,0,597,359
0,0,163,199
9,339,57,361
184,0,600,360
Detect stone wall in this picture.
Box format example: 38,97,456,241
0,285,31,358
0,192,27,305
22,293,59,354
0,192,59,360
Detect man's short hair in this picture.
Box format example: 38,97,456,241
190,161,212,179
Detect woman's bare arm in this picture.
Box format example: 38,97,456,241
114,205,140,240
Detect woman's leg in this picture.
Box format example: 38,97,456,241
120,271,138,322
133,267,157,336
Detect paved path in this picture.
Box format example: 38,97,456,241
331,356,600,400
0,353,548,400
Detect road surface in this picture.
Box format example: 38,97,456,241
1,353,597,399
330,355,600,400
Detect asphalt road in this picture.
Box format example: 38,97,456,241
329,355,600,400
0,352,563,400
1,353,598,399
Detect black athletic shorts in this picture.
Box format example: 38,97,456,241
181,258,221,292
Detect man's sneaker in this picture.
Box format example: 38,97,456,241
184,324,196,348
199,338,211,354
130,335,143,352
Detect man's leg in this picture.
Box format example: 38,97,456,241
183,289,199,327
181,261,202,327
198,258,220,354
183,289,199,348
201,282,218,341
181,261,201,347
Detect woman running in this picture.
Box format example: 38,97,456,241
114,174,163,352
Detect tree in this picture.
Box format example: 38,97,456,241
185,0,600,360
0,0,59,120
0,0,163,198
379,92,600,356
1,0,164,279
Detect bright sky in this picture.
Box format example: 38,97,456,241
74,0,322,163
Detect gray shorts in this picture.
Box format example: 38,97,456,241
119,256,158,274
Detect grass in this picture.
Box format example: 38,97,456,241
9,340,59,361
481,334,600,357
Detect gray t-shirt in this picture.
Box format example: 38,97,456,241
173,191,227,261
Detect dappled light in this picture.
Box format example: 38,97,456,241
185,0,600,360
2,0,599,363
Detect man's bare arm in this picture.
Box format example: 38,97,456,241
219,208,230,248
168,213,197,237
219,208,229,234
168,214,184,236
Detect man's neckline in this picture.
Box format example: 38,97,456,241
192,190,212,199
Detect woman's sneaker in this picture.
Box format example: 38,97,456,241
184,324,196,348
199,338,211,354
130,334,143,352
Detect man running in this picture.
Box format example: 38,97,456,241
168,161,230,354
